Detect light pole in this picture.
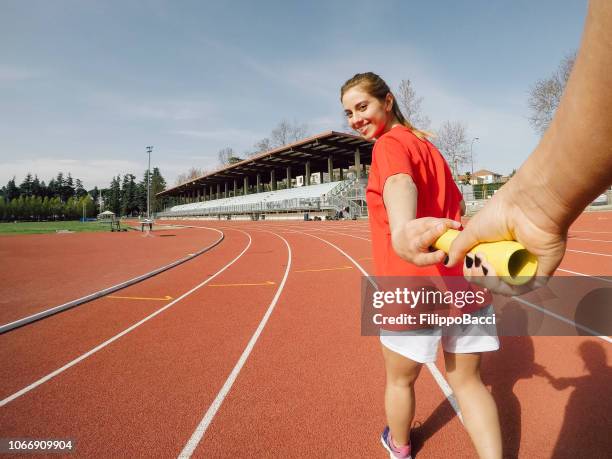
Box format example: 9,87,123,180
146,146,153,219
470,137,479,181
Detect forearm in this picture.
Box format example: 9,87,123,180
383,174,418,236
510,0,612,230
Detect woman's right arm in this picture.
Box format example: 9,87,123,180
384,173,460,266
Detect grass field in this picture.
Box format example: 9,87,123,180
0,221,114,235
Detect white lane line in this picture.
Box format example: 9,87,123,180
569,237,612,243
178,231,292,458
512,297,612,344
556,268,612,283
570,230,612,234
425,363,463,424
0,230,251,408
566,249,612,257
283,229,462,417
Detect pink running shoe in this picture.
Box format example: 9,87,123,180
381,426,412,459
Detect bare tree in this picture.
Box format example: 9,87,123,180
174,173,187,186
528,51,576,136
174,167,205,186
250,137,272,157
217,147,235,165
397,79,431,130
433,121,469,178
270,120,309,148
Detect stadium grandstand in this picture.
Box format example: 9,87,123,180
157,131,373,220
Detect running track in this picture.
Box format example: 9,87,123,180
0,212,610,458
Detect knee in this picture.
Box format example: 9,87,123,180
387,371,419,389
446,370,482,393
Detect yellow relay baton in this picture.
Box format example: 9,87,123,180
433,229,538,286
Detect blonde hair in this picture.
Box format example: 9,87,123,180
340,72,432,140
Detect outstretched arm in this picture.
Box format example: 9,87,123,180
448,0,612,292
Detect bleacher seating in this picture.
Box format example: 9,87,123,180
158,181,347,217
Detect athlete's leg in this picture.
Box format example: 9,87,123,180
443,351,502,459
382,344,423,446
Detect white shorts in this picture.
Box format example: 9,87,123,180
379,305,500,364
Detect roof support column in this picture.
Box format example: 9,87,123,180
256,173,261,193
196,188,200,202
209,186,214,201
215,183,219,200
270,170,277,191
339,167,344,181
286,166,292,189
305,161,311,186
233,179,237,197
319,171,323,184
243,176,248,195
354,147,361,179
224,182,228,198
327,155,333,182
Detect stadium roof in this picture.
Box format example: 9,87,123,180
158,131,373,197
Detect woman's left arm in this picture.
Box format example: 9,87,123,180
384,174,460,266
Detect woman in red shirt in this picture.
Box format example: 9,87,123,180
341,72,501,459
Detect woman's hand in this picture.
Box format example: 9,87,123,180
391,217,461,266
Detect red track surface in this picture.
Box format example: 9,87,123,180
0,213,610,458
0,227,221,324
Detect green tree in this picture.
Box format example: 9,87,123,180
108,176,121,215
75,179,87,199
121,174,138,216
6,177,20,201
20,173,34,197
151,167,167,212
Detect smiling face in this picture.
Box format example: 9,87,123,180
342,85,397,140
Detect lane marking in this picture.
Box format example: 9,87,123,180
107,295,174,301
566,249,612,257
294,266,353,273
425,363,463,424
570,230,612,234
179,231,292,458
0,228,225,334
207,281,276,287
0,230,251,408
569,237,612,243
512,296,612,344
556,268,612,283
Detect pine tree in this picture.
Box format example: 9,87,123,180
63,173,75,202
47,178,58,199
32,175,42,197
151,167,167,212
6,177,20,201
75,178,87,199
20,173,34,197
109,176,121,215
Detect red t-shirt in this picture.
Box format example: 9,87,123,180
366,125,464,277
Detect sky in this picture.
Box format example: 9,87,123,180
0,0,588,190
